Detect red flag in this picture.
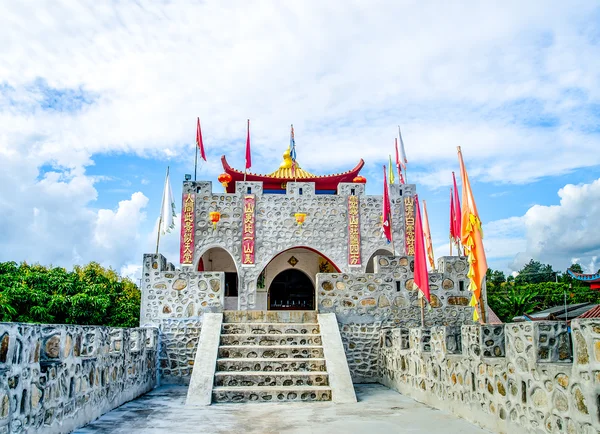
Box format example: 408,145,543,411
196,118,206,161
394,138,405,184
413,195,430,302
450,187,456,240
245,119,252,169
452,171,461,240
382,165,392,243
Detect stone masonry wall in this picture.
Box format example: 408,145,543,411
379,320,600,434
140,253,224,327
0,322,158,434
158,318,203,385
182,180,415,310
317,255,478,383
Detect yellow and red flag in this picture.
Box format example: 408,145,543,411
422,199,435,270
457,146,487,321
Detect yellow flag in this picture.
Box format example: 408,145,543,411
457,146,488,321
388,155,395,184
422,200,435,269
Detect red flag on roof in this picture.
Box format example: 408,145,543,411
413,195,430,302
196,118,206,161
382,166,392,243
245,119,252,170
450,187,456,241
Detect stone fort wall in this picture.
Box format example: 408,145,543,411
379,319,600,433
317,255,479,382
0,322,158,434
183,180,416,310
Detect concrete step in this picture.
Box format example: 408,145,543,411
214,371,329,387
221,323,320,335
223,310,318,324
212,386,331,403
220,333,322,346
218,345,324,359
216,358,327,373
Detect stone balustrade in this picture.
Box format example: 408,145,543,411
379,319,597,433
0,322,158,434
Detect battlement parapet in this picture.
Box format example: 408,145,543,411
380,319,596,433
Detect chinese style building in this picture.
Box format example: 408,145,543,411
568,269,600,290
140,145,485,403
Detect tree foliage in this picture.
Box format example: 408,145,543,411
0,261,140,327
487,260,600,323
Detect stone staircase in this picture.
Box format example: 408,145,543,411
211,311,332,403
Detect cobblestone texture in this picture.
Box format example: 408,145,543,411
379,320,599,434
0,322,158,434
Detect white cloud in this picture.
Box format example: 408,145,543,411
1,1,600,273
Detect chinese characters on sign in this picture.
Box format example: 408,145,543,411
404,196,415,255
347,195,362,266
179,193,195,264
242,195,256,265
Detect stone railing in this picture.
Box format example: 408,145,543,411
0,322,158,434
379,319,599,433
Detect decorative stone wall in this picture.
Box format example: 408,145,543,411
378,320,600,434
180,180,416,310
0,322,158,434
158,318,203,385
140,254,224,326
317,255,477,382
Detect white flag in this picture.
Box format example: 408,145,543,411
398,125,408,169
160,170,177,235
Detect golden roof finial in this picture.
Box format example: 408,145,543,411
279,146,293,169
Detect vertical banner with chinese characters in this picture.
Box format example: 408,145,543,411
242,194,256,265
180,193,195,264
347,195,362,266
404,196,415,255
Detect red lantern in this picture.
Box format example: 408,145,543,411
353,175,367,184
209,211,221,229
218,173,233,191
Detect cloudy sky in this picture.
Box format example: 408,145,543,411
1,1,599,279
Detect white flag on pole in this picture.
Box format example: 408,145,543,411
398,125,408,169
160,170,177,235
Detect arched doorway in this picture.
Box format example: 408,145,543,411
269,269,315,310
365,248,394,273
257,246,340,311
198,247,238,309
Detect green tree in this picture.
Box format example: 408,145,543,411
0,261,140,327
515,259,556,285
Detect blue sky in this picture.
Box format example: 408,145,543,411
1,1,600,278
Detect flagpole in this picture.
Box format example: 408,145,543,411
156,166,169,255
388,176,397,257
194,144,198,181
420,295,425,327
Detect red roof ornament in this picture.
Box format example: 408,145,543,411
353,175,367,184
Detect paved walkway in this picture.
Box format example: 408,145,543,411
75,384,490,434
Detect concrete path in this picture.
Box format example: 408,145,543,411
75,384,491,434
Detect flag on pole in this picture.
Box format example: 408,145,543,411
394,138,405,184
382,166,392,243
450,187,456,242
413,195,430,302
196,118,206,161
388,155,395,184
422,199,435,270
452,171,461,242
160,169,177,235
245,119,252,170
290,124,297,177
457,146,488,322
398,126,408,169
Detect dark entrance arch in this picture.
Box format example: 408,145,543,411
268,269,315,310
